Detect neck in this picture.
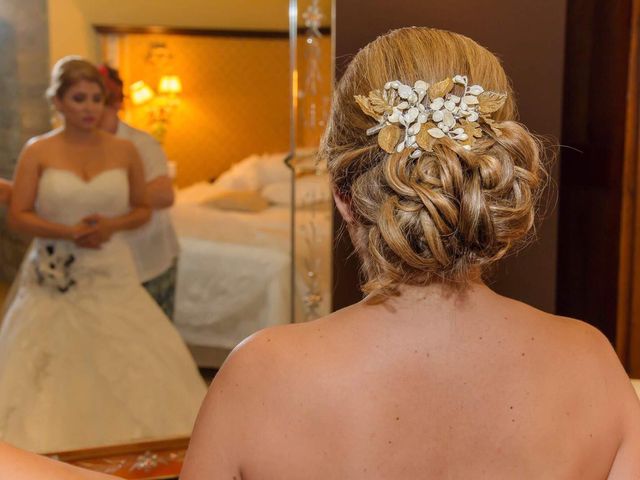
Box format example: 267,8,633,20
366,275,494,315
61,124,100,144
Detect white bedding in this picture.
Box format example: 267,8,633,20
172,203,292,350
171,155,332,362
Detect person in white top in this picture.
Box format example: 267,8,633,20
98,64,180,319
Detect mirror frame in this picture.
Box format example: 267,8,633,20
50,436,188,479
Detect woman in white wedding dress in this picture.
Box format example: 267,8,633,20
0,56,207,453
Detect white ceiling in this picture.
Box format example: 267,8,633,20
70,0,332,31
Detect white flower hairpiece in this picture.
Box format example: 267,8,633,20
354,75,507,158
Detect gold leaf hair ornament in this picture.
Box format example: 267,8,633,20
354,75,507,158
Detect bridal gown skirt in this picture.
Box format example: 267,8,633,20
0,238,207,453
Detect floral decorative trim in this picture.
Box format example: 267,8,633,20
71,449,185,477
354,75,507,157
33,241,76,293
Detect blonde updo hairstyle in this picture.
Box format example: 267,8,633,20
320,27,545,298
46,56,105,102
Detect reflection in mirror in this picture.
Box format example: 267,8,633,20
0,0,335,460
99,27,296,368
0,46,208,456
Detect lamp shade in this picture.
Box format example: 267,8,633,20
130,81,154,105
158,75,182,94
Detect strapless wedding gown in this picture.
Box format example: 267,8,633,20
0,168,207,453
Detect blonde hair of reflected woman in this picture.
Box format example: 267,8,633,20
46,55,105,102
320,27,547,299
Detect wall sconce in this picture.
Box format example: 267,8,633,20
158,75,182,95
129,75,183,144
130,81,155,105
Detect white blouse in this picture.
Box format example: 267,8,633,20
117,122,179,283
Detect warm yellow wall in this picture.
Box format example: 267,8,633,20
117,33,331,188
47,0,100,68
119,34,293,188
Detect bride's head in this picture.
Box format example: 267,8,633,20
320,27,546,299
47,56,106,131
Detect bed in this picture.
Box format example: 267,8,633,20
170,153,332,367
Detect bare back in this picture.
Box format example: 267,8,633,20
182,283,640,479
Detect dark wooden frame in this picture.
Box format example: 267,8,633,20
94,25,331,39
616,0,640,373
556,0,635,345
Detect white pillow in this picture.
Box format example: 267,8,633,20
255,153,292,186
213,153,291,192
262,174,331,207
213,155,262,192
176,181,224,204
200,190,269,212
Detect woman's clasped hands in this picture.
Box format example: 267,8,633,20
72,214,114,249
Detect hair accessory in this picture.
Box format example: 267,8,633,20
98,63,124,104
355,75,507,157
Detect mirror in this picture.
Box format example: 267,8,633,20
0,0,334,461
100,25,297,368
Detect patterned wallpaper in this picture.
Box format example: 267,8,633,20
111,33,330,188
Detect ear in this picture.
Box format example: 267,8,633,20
332,187,354,224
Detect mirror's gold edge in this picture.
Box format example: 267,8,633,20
47,435,190,462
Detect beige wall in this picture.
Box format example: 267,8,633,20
47,0,100,67
47,0,331,67
69,0,318,30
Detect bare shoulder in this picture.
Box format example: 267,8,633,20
205,318,339,411
520,302,637,412
186,323,316,458
534,307,621,367
218,322,315,384
101,131,135,152
554,315,619,359
101,132,139,167
499,294,613,351
553,315,640,401
21,130,61,156
509,297,627,377
183,322,326,478
225,309,353,366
